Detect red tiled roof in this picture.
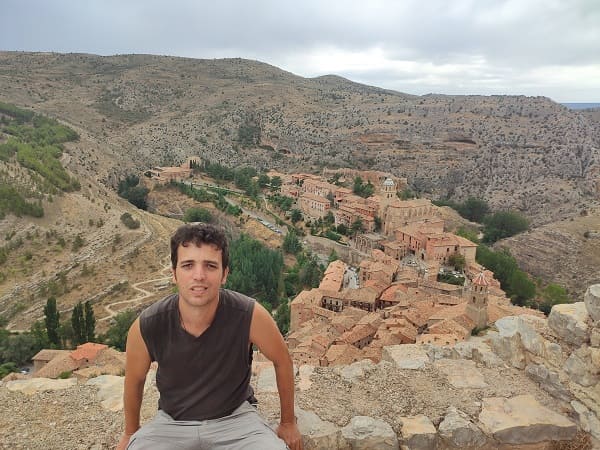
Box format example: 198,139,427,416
70,342,108,362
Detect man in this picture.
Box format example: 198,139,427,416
117,223,302,449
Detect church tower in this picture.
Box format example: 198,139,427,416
466,272,489,329
381,177,396,200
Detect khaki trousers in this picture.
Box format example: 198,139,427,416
127,401,288,450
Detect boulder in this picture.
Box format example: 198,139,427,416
382,344,430,370
86,375,124,411
438,407,488,449
591,327,600,348
399,415,437,450
341,416,399,450
571,400,600,441
495,316,547,357
564,346,600,387
485,330,526,369
450,338,504,368
298,365,315,391
478,394,577,444
256,365,278,393
296,407,342,450
548,303,590,346
524,364,571,402
337,359,375,383
584,284,600,322
424,344,453,361
434,359,488,389
5,377,77,394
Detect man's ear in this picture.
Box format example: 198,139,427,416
171,268,177,284
221,267,229,285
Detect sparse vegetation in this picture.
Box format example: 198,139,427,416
120,212,140,229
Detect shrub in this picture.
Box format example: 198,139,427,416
120,213,140,229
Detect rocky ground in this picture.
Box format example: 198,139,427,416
2,288,599,450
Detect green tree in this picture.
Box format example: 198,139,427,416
71,302,85,345
270,176,282,192
104,310,137,351
483,211,529,243
448,252,466,271
508,271,536,306
258,174,270,188
84,301,96,342
456,227,480,244
350,218,364,235
183,207,213,223
374,216,382,232
43,297,60,347
275,300,290,335
282,230,301,255
290,209,302,224
539,283,570,315
398,188,416,200
457,197,490,223
328,249,339,263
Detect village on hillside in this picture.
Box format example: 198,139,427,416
12,157,546,380
146,159,542,368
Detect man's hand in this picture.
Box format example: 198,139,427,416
116,432,133,450
277,422,303,450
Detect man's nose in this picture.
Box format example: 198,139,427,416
192,266,205,280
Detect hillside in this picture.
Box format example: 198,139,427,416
0,52,598,227
1,51,600,325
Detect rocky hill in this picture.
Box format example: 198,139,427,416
2,51,599,297
1,285,598,449
0,52,598,227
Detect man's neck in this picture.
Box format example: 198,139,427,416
178,294,220,337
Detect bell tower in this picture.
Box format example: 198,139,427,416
466,272,489,329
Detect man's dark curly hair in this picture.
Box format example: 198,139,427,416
170,223,229,269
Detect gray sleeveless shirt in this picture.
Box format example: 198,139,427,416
139,289,255,420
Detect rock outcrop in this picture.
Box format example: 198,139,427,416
1,284,599,449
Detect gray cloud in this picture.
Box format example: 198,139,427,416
1,0,599,101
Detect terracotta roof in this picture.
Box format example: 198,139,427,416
323,344,362,366
32,349,69,362
472,272,489,287
70,343,108,362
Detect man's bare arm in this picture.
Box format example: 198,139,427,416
250,302,302,450
116,318,151,450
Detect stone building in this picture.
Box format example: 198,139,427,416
466,272,489,329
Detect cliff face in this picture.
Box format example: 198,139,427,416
0,52,598,226
1,285,598,449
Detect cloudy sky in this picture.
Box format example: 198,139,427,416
2,0,599,102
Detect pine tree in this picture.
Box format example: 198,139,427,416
84,301,96,342
43,297,60,347
71,302,85,346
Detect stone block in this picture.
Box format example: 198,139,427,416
591,327,600,348
434,359,488,389
86,375,124,411
382,344,430,370
495,316,547,357
341,416,399,450
564,346,600,387
6,377,77,394
256,366,278,393
525,364,571,402
438,407,488,449
298,365,315,391
571,400,600,441
584,284,600,322
296,407,342,450
548,303,590,346
478,394,577,444
399,415,437,450
337,359,375,383
486,330,526,369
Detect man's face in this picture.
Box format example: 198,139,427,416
172,242,229,309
